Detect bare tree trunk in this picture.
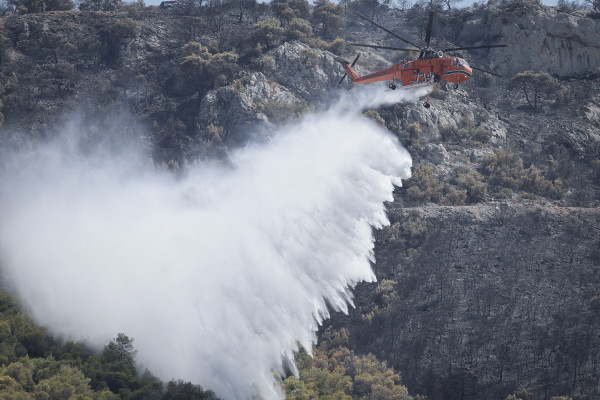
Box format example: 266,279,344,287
522,84,532,108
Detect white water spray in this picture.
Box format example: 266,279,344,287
0,85,417,399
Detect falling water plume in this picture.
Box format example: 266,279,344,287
0,88,416,399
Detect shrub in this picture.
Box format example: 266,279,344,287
205,51,239,77
256,54,276,73
441,116,491,144
180,43,239,90
523,165,564,199
252,19,284,51
233,76,251,90
492,187,513,199
446,189,467,205
473,126,492,142
481,149,526,188
182,41,209,58
285,18,313,42
459,170,487,202
298,47,319,67
405,122,422,138
481,150,563,199
284,331,410,400
324,37,346,55
404,164,444,204
206,122,224,142
401,211,428,248
363,110,385,126
180,54,208,78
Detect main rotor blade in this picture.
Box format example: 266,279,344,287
424,10,435,48
350,43,419,52
471,66,503,77
350,10,421,50
338,73,347,84
442,44,508,52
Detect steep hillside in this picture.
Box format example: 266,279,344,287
333,5,600,400
0,2,599,400
329,204,600,399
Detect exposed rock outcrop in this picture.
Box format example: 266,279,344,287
452,7,600,77
198,72,302,143
269,41,342,102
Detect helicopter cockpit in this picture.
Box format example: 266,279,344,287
452,58,470,69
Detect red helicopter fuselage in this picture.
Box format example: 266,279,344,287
340,10,505,107
344,55,473,88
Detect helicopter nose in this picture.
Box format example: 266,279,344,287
464,65,473,80
454,65,473,83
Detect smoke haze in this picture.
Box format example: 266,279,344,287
0,85,418,399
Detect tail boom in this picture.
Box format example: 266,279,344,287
344,64,360,83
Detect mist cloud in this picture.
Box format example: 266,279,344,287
0,86,416,399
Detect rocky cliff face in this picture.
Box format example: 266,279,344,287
0,13,343,158
431,5,600,78
327,6,599,400
198,41,342,145
328,203,600,400
377,5,600,78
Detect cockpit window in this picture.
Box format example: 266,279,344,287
452,59,456,66
462,59,470,68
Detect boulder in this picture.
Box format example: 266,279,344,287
422,143,450,165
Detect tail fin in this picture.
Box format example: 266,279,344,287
335,54,360,84
345,55,360,83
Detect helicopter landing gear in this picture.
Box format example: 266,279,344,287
389,82,397,90
423,102,431,108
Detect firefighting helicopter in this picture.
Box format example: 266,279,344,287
337,10,507,108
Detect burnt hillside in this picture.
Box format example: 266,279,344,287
0,1,599,399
